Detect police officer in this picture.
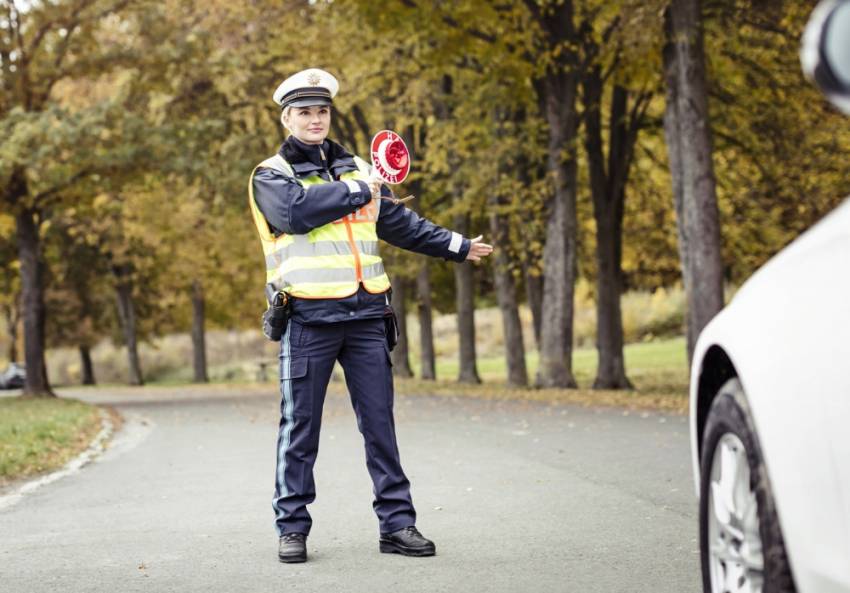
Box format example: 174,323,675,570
248,68,493,563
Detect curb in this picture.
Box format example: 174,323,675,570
0,407,115,511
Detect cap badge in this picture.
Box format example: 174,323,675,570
307,72,321,86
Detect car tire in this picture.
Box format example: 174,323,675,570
699,378,796,593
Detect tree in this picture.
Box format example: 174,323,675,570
0,0,148,395
44,217,113,385
433,73,481,384
0,213,20,364
521,1,582,388
662,0,724,364
579,4,660,389
488,161,529,387
705,1,850,283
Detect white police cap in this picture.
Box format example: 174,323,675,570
273,68,339,110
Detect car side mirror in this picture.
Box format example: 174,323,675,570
802,0,850,114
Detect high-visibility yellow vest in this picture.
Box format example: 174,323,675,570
248,153,391,299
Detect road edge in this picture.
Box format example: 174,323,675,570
0,406,116,511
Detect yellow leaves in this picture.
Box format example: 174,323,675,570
0,0,842,344
92,194,112,209
0,214,15,239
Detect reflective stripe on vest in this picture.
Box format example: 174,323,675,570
248,153,391,299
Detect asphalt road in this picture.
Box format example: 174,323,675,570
0,383,700,593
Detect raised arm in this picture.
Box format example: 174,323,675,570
252,167,373,235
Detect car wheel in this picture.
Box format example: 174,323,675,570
700,378,796,593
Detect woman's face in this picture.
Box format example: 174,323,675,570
283,104,331,145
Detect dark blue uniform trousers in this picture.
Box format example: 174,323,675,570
272,317,416,536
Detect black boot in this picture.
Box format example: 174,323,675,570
379,526,436,557
278,532,307,563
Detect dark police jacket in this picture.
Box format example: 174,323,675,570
253,136,471,325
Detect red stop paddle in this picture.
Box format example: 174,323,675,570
370,130,415,204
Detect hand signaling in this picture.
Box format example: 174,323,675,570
466,235,494,261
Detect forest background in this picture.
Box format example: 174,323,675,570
1,0,848,399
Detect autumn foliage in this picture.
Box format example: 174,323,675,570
1,0,848,393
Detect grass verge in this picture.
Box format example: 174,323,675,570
0,396,103,487
62,339,691,414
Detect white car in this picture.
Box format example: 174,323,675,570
690,4,850,592
0,362,25,390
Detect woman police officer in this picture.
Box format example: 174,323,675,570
248,68,493,563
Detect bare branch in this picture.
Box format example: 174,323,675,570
628,89,653,135
601,15,621,44
32,168,93,205
26,0,94,59
441,13,497,44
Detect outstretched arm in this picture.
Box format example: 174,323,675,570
376,197,492,262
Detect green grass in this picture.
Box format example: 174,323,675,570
397,337,690,413
0,397,102,485
412,336,688,388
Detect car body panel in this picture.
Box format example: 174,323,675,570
690,198,850,592
0,363,25,390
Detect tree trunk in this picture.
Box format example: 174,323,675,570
416,262,436,381
191,279,209,383
529,3,581,388
592,207,632,389
79,345,96,385
390,275,414,378
582,68,636,390
16,203,53,397
3,297,20,363
524,265,543,351
113,268,144,386
663,0,724,364
454,259,480,383
452,214,480,384
535,70,580,389
665,77,695,356
517,139,544,353
490,211,528,387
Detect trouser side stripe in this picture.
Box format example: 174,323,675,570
273,321,293,524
